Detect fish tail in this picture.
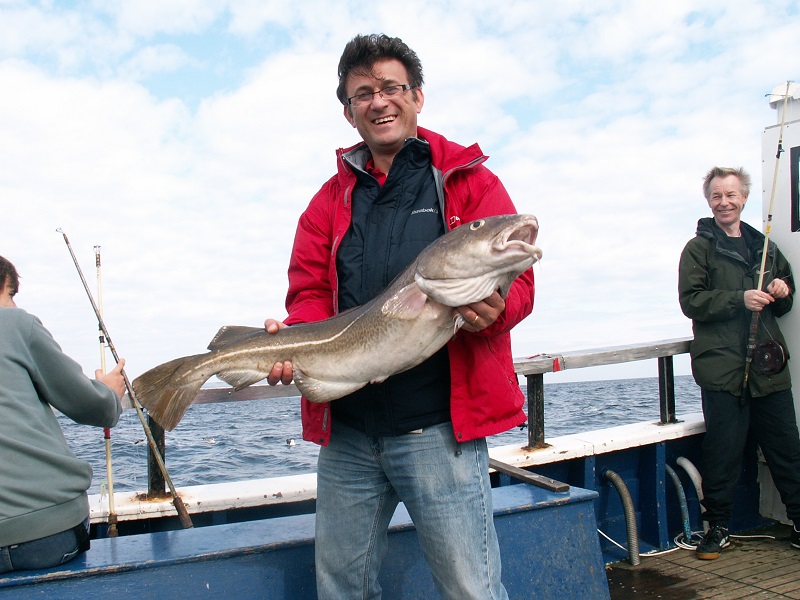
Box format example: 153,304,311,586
132,354,209,431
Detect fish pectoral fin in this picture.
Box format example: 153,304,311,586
380,283,428,320
216,369,269,390
294,369,366,403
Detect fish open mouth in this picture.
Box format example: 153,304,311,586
498,217,542,262
412,214,542,307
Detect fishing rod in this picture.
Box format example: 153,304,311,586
95,245,118,537
57,229,193,529
742,81,792,393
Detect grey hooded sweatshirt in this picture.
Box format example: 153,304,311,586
0,307,121,546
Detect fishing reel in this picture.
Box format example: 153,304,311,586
753,339,788,375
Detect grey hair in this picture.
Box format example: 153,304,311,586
702,166,751,200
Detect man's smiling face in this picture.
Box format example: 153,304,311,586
342,58,424,167
707,174,747,234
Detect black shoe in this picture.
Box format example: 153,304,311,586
696,525,730,560
791,525,800,550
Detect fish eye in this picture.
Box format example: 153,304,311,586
469,220,485,230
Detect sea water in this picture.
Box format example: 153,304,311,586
58,375,702,494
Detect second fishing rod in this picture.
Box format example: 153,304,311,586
58,229,193,529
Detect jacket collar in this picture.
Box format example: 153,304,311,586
696,217,774,265
334,127,486,185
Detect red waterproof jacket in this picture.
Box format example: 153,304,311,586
285,127,535,445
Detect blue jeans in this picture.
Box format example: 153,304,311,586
0,518,89,574
315,422,508,600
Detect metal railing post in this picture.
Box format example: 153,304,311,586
147,417,167,497
658,355,677,424
526,373,546,449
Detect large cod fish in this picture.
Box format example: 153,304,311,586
133,214,541,431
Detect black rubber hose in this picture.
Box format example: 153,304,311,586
604,469,640,565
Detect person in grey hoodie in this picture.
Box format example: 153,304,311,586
0,256,125,573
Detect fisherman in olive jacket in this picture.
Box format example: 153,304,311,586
679,166,800,560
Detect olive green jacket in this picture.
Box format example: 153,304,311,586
678,217,793,396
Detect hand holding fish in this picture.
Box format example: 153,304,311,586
264,319,293,385
457,290,505,332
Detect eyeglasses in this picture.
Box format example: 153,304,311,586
346,84,412,107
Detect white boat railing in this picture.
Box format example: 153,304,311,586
514,337,692,449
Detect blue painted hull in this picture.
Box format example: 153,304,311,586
1,484,608,599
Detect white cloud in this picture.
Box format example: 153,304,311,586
119,43,195,80
92,0,226,36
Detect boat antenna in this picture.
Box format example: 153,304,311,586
95,245,119,537
57,229,193,529
742,80,793,393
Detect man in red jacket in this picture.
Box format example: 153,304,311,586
265,34,534,599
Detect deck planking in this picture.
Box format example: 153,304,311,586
606,524,800,599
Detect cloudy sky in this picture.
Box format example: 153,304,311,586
2,0,799,388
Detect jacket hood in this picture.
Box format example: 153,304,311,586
695,217,776,267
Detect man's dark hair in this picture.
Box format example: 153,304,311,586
336,34,424,105
0,256,19,297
